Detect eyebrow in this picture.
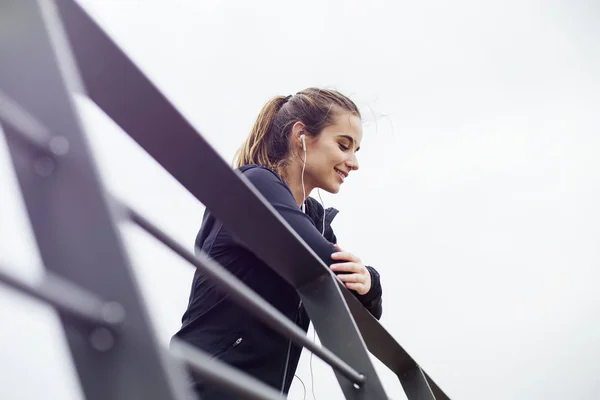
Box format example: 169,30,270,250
338,135,360,152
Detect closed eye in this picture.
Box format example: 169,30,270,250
336,135,360,152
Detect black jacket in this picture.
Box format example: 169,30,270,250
172,165,383,399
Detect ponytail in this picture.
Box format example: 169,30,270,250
234,95,290,171
234,88,360,174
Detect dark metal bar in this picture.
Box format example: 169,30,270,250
423,370,448,400
340,288,414,372
170,338,284,400
399,365,437,400
125,203,366,386
339,288,451,399
0,266,123,329
0,89,54,155
0,1,190,399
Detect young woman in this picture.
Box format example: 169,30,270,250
173,88,383,399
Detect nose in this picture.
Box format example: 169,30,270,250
346,153,359,171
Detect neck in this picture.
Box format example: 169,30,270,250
282,161,314,208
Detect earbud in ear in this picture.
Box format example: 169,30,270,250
300,134,306,151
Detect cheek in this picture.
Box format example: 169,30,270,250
325,149,344,169
308,146,343,174
333,149,348,165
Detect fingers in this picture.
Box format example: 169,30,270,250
332,244,360,263
330,262,361,273
335,272,368,294
331,244,370,295
335,272,365,283
344,282,369,295
331,250,359,263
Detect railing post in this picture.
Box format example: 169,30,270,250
0,1,190,399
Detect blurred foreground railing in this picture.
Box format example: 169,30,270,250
0,1,451,399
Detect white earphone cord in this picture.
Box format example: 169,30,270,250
301,134,326,235
301,135,307,213
301,134,322,399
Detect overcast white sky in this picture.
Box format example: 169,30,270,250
1,0,599,399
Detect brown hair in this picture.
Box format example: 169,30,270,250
234,88,361,175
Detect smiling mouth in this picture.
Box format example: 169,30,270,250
334,168,347,182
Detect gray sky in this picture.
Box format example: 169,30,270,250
1,0,599,399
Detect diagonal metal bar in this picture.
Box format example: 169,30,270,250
170,338,284,400
0,89,54,155
423,370,448,400
399,365,437,400
124,202,366,386
339,289,451,399
0,1,190,399
0,265,124,330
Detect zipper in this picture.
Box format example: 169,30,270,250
280,299,303,394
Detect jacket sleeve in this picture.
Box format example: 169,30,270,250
242,166,383,319
327,222,383,319
241,166,339,267
355,266,383,319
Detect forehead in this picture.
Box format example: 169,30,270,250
323,112,363,144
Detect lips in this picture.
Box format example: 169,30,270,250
334,168,348,182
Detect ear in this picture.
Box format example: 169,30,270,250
291,121,306,148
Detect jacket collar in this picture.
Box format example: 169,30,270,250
237,165,339,243
305,197,339,244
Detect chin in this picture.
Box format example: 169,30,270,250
322,182,341,194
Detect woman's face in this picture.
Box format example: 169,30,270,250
304,112,363,194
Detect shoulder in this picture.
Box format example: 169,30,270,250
236,164,294,199
237,164,283,183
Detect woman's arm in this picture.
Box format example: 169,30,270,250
241,166,383,319
242,166,340,264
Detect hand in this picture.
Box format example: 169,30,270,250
330,244,372,295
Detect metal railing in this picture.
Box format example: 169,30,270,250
0,1,451,399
